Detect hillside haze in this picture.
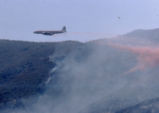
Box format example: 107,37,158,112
1,28,159,113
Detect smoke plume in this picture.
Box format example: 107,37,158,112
109,42,159,73
3,41,159,113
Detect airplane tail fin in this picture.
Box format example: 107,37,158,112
62,26,66,32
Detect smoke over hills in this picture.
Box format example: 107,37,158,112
1,28,159,113
108,44,159,73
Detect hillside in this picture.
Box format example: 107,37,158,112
124,28,159,41
0,40,83,109
1,28,159,113
107,28,159,46
116,98,159,113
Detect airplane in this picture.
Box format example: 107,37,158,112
34,26,66,36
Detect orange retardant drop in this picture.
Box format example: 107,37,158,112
108,43,159,73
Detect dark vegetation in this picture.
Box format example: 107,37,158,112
0,40,55,108
0,40,82,109
1,27,159,113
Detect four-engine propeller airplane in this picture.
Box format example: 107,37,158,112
34,26,66,36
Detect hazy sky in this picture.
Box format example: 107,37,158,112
0,0,159,42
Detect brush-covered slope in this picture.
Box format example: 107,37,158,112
0,40,82,109
1,28,159,113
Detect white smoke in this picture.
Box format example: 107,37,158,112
4,40,159,113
